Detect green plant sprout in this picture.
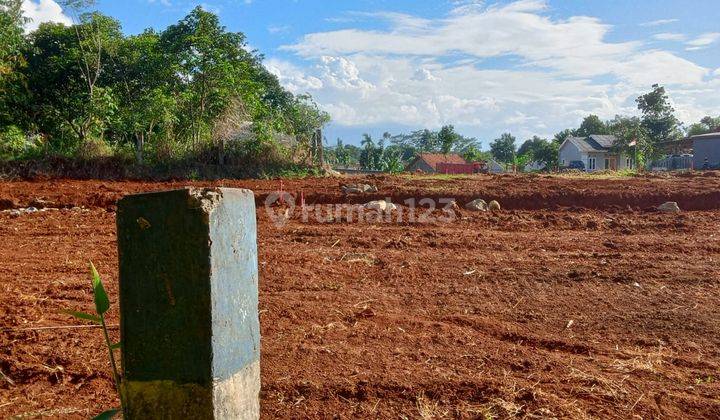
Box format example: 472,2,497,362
62,262,124,419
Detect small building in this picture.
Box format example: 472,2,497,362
558,135,634,172
487,158,506,173
405,153,468,173
692,132,720,169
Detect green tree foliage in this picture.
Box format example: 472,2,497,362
437,124,460,154
0,0,29,127
490,132,516,164
517,136,545,157
553,128,576,144
636,84,681,144
0,5,329,169
687,116,720,136
517,136,557,170
576,114,609,137
461,144,492,163
387,126,480,161
0,0,26,75
0,125,25,160
531,139,559,170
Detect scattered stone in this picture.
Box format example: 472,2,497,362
30,198,54,209
324,168,343,177
9,210,21,218
342,183,378,194
464,199,488,211
632,282,641,288
657,201,680,213
364,200,396,212
488,200,501,211
25,207,38,213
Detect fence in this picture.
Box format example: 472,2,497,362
650,155,693,171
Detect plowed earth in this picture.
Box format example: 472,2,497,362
1,173,719,418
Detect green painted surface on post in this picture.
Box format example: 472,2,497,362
118,188,213,385
117,187,261,418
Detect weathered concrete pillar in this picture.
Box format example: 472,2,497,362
117,188,260,419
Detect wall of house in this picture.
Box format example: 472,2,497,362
617,153,634,170
558,142,582,167
487,160,505,173
406,159,436,173
693,138,720,169
586,152,607,172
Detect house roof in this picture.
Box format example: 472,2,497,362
588,135,616,148
691,132,720,141
564,137,597,153
563,135,618,152
413,153,467,170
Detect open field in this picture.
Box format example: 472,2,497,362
1,173,720,418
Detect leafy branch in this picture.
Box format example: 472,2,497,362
62,262,124,419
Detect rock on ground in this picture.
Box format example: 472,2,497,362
342,184,378,194
488,200,501,211
658,201,681,213
364,200,397,212
465,199,488,211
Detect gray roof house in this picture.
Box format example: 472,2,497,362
692,132,720,169
558,135,634,172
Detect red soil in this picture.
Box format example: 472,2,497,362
1,174,719,418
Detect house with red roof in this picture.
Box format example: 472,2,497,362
405,153,468,173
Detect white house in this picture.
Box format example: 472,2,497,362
558,135,634,172
487,158,506,173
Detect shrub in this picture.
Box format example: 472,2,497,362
0,125,26,161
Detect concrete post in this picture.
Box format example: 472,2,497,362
116,188,260,419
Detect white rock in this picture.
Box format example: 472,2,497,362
657,202,680,213
465,199,488,211
364,200,396,212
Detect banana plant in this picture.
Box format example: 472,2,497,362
62,262,124,419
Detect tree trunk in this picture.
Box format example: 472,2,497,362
135,133,144,165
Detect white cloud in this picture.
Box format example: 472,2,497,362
275,0,717,137
685,32,720,50
653,32,686,41
640,18,679,27
265,58,324,91
268,25,290,34
21,0,71,32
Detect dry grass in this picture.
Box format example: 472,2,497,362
415,392,449,419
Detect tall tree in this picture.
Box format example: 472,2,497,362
437,124,459,154
0,0,29,129
517,136,546,157
490,132,516,164
25,15,122,150
553,128,576,144
576,115,608,137
636,84,680,144
687,116,720,136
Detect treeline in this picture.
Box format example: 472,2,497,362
488,85,720,170
0,1,329,176
326,125,491,171
328,84,718,173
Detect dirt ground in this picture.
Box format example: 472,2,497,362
1,173,719,419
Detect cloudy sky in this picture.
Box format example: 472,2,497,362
21,0,720,147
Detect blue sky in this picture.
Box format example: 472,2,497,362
22,0,720,147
